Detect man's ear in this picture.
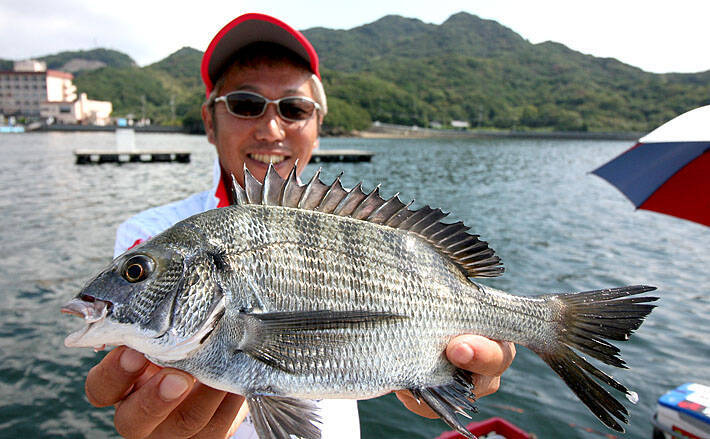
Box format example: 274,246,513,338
202,104,216,145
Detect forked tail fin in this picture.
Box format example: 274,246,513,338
536,285,658,432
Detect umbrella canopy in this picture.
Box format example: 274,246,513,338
592,105,710,227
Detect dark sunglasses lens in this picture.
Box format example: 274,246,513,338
279,98,316,121
226,93,266,117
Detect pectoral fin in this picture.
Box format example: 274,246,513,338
247,395,321,439
240,309,404,373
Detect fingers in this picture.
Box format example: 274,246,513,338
148,383,232,438
86,346,149,407
192,393,246,439
394,390,438,419
113,368,195,439
446,335,515,377
85,346,246,439
472,375,501,398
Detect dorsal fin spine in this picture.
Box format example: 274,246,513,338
459,249,495,263
243,166,262,204
315,172,348,213
438,231,472,247
385,200,415,227
464,256,501,268
261,164,274,205
333,182,363,216
281,166,301,207
231,174,248,206
452,241,488,256
430,222,465,241
318,175,344,211
399,206,434,230
352,185,381,219
411,209,449,234
298,168,322,209
365,192,401,223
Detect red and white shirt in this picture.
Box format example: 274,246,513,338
113,159,360,439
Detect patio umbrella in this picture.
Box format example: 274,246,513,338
592,105,710,227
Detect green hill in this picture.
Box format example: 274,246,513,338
1,48,134,74
306,12,709,131
40,48,136,72
5,12,709,132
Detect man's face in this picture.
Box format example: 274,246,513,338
202,62,320,187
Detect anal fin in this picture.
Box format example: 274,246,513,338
247,395,321,439
410,369,478,439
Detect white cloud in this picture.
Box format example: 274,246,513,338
1,0,709,73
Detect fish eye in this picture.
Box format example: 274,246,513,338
122,255,155,283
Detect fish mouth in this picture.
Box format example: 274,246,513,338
61,294,112,350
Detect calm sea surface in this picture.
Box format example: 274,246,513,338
0,132,708,439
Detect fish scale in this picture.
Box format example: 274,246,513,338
63,164,658,439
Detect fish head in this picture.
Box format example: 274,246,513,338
62,238,190,353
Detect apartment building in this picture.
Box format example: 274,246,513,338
0,60,112,125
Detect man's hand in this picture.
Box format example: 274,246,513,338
85,346,245,439
396,335,516,418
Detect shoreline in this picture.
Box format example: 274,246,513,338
353,129,642,141
29,123,643,141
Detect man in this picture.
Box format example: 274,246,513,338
84,13,515,439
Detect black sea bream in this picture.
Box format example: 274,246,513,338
63,165,657,439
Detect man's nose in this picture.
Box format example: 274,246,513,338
254,103,286,142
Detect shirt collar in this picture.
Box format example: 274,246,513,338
211,158,230,208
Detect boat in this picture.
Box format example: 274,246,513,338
0,125,25,133
652,383,710,439
434,417,533,439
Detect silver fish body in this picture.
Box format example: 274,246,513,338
63,165,657,439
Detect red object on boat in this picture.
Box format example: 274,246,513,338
434,417,533,439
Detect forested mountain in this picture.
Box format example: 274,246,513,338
307,13,710,131
4,12,709,132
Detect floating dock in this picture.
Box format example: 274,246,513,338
311,149,373,162
74,149,373,165
74,149,191,164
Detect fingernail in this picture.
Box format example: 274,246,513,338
159,374,190,401
450,343,474,365
119,349,146,373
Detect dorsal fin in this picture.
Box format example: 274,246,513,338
231,164,504,278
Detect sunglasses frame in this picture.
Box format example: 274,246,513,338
214,91,321,123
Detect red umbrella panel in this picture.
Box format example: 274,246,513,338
592,140,710,226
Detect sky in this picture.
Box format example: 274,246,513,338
2,0,709,74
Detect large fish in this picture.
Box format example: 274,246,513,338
63,165,657,439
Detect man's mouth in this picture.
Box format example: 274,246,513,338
249,153,287,165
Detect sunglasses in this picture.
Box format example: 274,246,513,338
214,91,321,122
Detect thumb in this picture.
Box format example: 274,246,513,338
446,334,515,376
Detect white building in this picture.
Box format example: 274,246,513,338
451,120,470,129
0,60,112,124
41,93,113,125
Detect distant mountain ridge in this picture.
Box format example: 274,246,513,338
2,12,709,132
306,13,529,71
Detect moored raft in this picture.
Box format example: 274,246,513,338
74,149,191,164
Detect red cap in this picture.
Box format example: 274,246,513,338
201,13,320,97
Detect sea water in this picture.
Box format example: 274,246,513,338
0,132,708,438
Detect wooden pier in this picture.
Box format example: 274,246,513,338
311,149,373,163
74,149,191,164
74,148,373,165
